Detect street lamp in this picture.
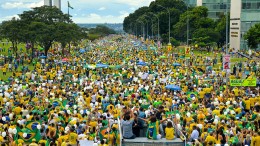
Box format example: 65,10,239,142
148,13,160,41
134,23,138,37
158,5,171,44
144,15,154,39
180,0,190,46
186,3,189,46
129,22,133,35
137,21,145,39
225,2,229,54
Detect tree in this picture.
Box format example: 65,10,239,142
215,13,230,47
18,6,73,56
89,25,116,36
173,6,218,46
244,23,260,49
123,6,150,35
193,28,220,47
55,23,86,51
123,0,187,43
0,18,23,56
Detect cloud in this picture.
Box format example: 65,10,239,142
0,0,155,23
115,0,154,7
98,7,106,11
0,14,19,22
1,1,44,9
73,11,129,23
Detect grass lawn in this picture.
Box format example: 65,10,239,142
0,65,35,81
0,41,28,56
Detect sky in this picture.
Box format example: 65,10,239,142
0,0,155,23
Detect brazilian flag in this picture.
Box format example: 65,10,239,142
146,122,158,140
187,91,198,98
51,99,68,108
15,126,41,143
26,121,42,131
99,127,108,141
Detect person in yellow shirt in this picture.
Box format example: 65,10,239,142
57,131,68,145
204,132,216,146
244,97,251,113
212,107,220,116
89,117,98,132
13,106,22,115
28,139,38,146
165,121,175,140
68,129,78,146
2,67,6,75
251,131,260,146
250,96,256,107
233,87,239,97
199,90,205,99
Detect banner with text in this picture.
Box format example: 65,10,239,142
230,78,257,86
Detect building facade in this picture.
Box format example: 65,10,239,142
44,0,61,10
53,0,61,10
185,0,260,50
44,0,52,6
240,0,260,50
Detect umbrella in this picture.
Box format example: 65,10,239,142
150,46,157,50
96,63,109,68
137,61,147,66
62,58,69,62
142,46,148,50
87,64,96,69
173,63,181,67
159,55,167,59
79,49,86,53
165,84,181,91
40,55,47,59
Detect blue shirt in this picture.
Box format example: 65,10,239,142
190,129,199,140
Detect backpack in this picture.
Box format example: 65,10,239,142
146,121,158,140
244,139,251,146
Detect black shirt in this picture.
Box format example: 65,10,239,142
156,111,162,120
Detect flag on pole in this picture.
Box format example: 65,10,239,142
68,1,73,9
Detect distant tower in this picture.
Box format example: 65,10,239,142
53,0,61,10
44,0,61,10
44,0,52,6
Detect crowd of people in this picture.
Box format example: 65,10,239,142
0,35,259,146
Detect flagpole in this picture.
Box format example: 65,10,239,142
68,1,71,53
68,1,70,16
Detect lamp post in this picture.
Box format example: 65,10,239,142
158,5,171,44
138,21,145,40
149,13,160,41
225,2,228,54
144,15,154,39
129,23,133,35
135,23,138,37
186,3,189,46
181,0,190,46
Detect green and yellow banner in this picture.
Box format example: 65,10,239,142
230,78,257,86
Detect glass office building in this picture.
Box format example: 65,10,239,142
184,0,198,7
202,0,231,21
185,0,260,50
240,0,260,50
